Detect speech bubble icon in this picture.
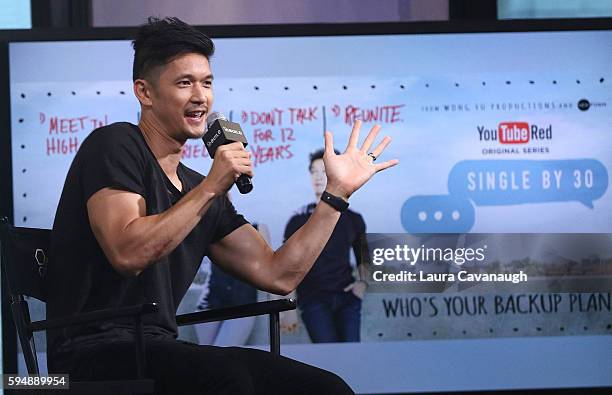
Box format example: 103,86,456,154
401,195,475,233
448,159,608,208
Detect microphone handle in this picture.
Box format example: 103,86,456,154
235,174,253,194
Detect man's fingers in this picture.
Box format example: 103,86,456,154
230,148,251,158
360,124,381,153
216,144,249,162
236,165,254,178
220,154,251,169
374,159,399,173
343,283,354,292
217,141,245,152
347,120,362,148
324,131,335,156
233,157,253,176
235,157,252,166
369,136,392,159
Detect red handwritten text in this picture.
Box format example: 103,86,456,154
182,142,210,159
243,108,284,126
46,114,109,134
253,128,275,144
288,107,317,125
343,104,404,125
280,127,295,142
47,137,79,156
251,144,293,166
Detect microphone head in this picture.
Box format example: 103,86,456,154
202,112,248,158
206,112,227,131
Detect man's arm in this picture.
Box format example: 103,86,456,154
208,203,340,294
208,121,398,294
87,142,251,276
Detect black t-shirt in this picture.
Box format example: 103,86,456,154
284,203,366,304
47,122,247,369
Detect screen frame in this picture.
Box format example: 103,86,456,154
0,17,611,42
1,18,611,393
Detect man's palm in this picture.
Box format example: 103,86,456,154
322,121,398,199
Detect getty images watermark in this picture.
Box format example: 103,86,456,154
371,242,526,284
361,234,612,293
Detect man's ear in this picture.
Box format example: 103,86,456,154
133,79,153,107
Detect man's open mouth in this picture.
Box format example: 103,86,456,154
185,110,205,120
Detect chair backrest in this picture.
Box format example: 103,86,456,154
0,217,50,302
0,217,51,374
1,218,157,392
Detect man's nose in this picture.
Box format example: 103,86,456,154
191,84,207,104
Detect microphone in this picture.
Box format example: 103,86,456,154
202,112,253,194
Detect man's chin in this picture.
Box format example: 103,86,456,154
183,126,206,140
188,131,206,140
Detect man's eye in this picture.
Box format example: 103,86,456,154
203,80,212,87
178,80,191,86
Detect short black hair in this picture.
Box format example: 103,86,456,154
132,17,215,82
309,148,340,172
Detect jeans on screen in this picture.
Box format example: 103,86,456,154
299,291,361,343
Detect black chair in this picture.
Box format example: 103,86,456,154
0,217,296,394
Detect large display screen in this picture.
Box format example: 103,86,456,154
7,26,612,393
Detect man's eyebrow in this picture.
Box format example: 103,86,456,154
175,73,214,81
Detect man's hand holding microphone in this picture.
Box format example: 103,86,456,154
201,112,254,195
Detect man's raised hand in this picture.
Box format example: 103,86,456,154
323,120,399,200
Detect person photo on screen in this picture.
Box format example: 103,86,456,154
193,221,268,346
46,16,397,395
284,149,371,343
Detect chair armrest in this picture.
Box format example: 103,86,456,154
176,298,296,327
28,302,159,332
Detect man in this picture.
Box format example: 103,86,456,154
47,17,397,394
284,149,370,343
